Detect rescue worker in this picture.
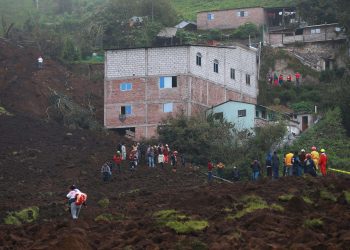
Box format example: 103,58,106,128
66,185,87,220
37,56,43,69
299,149,306,173
285,152,294,176
310,146,320,170
319,149,328,176
121,143,127,160
265,152,272,178
287,74,292,82
305,154,317,177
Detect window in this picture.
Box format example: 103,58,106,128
246,74,251,85
196,53,202,66
214,112,223,120
121,105,132,115
120,82,132,91
207,13,215,20
160,76,177,89
311,28,321,34
230,68,235,80
238,109,246,117
237,11,248,17
262,111,266,119
163,103,173,113
256,111,259,118
213,60,219,73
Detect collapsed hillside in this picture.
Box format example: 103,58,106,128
0,38,103,124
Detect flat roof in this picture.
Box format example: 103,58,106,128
302,23,340,29
197,6,294,14
104,44,257,53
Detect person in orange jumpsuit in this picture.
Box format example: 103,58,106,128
319,149,328,176
310,146,320,170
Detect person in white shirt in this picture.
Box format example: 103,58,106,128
66,185,83,219
37,56,43,69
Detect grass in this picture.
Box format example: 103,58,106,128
97,198,110,208
94,213,125,222
320,190,337,202
344,191,350,204
233,195,269,219
278,194,294,202
154,209,208,234
270,203,285,212
0,106,12,116
302,196,314,205
304,218,323,229
165,220,209,234
172,0,294,20
4,206,39,225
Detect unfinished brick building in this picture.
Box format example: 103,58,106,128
104,45,258,139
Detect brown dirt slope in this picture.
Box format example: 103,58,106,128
0,37,103,121
0,39,349,249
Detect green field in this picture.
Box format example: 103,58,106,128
172,0,294,20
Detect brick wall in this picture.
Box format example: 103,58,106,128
197,7,265,30
104,45,258,139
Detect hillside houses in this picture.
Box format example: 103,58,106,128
104,45,258,139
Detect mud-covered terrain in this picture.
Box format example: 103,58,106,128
0,38,349,250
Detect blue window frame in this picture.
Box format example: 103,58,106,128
207,13,214,20
159,76,177,89
120,82,132,91
121,105,132,115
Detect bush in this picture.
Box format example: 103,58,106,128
165,220,209,234
278,194,294,202
4,206,39,225
232,23,260,39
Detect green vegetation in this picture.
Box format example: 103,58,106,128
278,194,294,202
95,213,125,222
232,23,260,40
302,196,314,205
288,108,350,170
270,203,285,212
165,220,209,234
320,190,337,202
154,209,208,234
4,206,39,225
304,218,323,229
157,111,286,179
97,198,110,208
172,0,294,20
344,191,350,204
232,195,269,219
0,106,12,116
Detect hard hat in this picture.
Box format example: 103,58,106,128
320,149,325,153
301,149,305,152
117,151,120,154
311,146,317,151
306,153,311,158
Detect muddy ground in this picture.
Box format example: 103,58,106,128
0,38,350,250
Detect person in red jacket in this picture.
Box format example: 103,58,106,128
319,148,328,176
113,151,122,173
278,74,284,85
287,74,292,82
295,72,301,86
208,160,214,183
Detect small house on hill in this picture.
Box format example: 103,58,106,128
175,21,197,31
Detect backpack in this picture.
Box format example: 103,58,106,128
75,192,87,205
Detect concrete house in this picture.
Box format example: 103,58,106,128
207,101,306,135
104,45,258,139
197,6,296,31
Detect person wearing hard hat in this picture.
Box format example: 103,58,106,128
285,152,294,176
319,149,328,176
310,146,320,170
299,149,306,173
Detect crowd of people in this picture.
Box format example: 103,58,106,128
267,71,301,87
100,142,186,182
251,146,328,181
